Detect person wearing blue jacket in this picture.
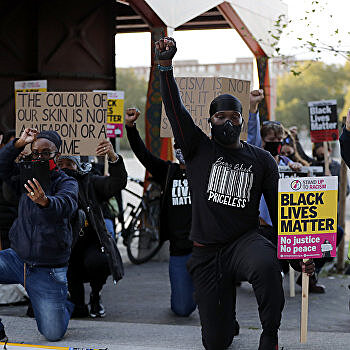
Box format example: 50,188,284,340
0,128,78,342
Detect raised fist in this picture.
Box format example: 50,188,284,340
250,89,264,114
125,108,140,127
155,37,177,61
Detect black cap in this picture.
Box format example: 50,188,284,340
37,131,62,151
209,94,242,117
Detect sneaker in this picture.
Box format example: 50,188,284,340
71,304,89,318
0,328,8,348
89,292,106,318
26,302,34,318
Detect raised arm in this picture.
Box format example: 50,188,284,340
247,89,264,147
91,140,127,202
156,37,204,159
125,108,169,184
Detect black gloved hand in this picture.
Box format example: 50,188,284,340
155,37,177,61
289,259,315,276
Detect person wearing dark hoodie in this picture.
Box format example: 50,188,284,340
155,37,314,350
125,107,196,317
0,128,78,342
57,139,127,318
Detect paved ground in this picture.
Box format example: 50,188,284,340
1,259,350,349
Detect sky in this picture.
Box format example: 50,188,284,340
115,0,350,68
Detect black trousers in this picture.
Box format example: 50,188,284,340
67,239,110,306
187,230,285,350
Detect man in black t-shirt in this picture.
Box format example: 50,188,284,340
155,37,314,350
125,108,196,317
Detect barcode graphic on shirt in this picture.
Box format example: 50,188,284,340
207,157,253,201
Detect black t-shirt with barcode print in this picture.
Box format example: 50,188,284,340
160,69,279,245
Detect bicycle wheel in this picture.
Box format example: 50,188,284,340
126,210,163,264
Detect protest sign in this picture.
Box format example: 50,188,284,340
308,99,338,143
278,176,338,260
95,90,124,138
278,165,323,179
15,80,47,93
15,80,47,110
16,92,107,156
160,77,250,140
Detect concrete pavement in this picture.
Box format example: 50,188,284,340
1,259,350,349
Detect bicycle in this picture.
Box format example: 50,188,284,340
118,177,163,264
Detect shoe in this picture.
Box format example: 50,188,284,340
0,328,8,348
259,331,278,350
296,274,325,294
89,292,106,318
233,319,240,337
26,302,34,318
71,304,89,318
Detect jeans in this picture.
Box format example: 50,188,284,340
169,254,196,317
0,249,73,341
104,218,115,239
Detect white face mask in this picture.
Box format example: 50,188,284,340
175,148,185,165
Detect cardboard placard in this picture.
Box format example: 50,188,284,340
308,100,338,142
278,176,338,259
160,77,250,140
94,90,124,138
16,92,107,156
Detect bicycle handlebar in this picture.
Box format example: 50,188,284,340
127,177,144,187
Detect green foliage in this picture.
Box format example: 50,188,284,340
116,68,148,149
340,62,350,119
275,61,348,128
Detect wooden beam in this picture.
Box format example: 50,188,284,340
218,1,266,58
182,20,228,26
116,15,142,21
117,24,149,29
128,0,164,28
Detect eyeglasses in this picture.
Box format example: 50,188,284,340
31,150,57,160
212,111,242,122
262,120,281,125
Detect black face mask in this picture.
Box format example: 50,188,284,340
264,141,282,157
316,155,324,162
61,167,79,178
211,120,241,146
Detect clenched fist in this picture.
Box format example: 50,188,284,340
250,89,264,114
155,37,177,65
125,108,140,128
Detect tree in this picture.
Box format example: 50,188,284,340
116,68,148,149
260,2,350,75
275,61,348,128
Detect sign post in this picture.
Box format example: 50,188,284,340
278,176,338,343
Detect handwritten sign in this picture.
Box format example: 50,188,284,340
16,92,107,155
160,77,250,140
